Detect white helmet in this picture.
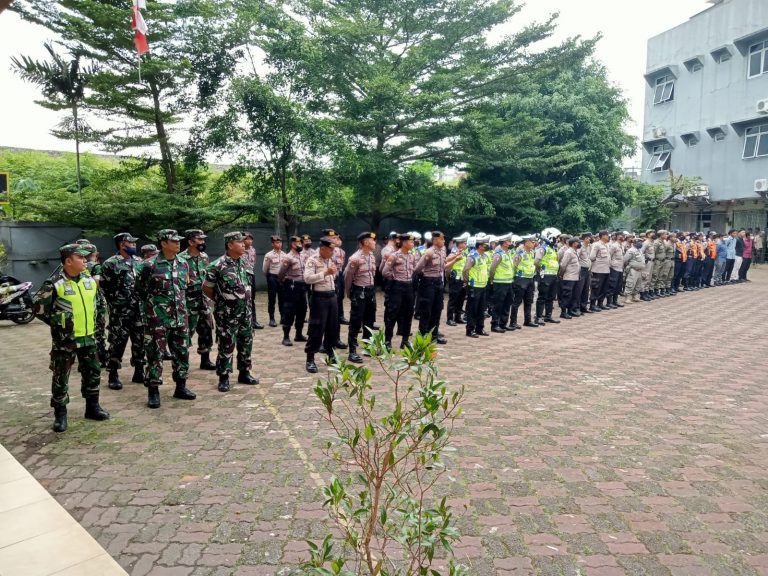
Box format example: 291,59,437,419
424,231,433,242
410,231,422,240
475,234,490,246
541,227,561,244
489,234,499,244
509,234,523,246
453,231,470,243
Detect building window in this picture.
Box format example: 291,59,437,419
691,61,703,72
647,144,672,172
714,132,726,142
749,41,768,78
653,75,675,104
687,138,699,148
743,124,768,159
717,52,731,63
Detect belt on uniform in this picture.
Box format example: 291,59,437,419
352,285,375,291
391,280,412,285
421,276,443,282
288,280,306,286
312,290,335,297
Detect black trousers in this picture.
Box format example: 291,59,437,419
465,285,487,335
266,273,283,320
535,275,559,318
703,258,715,286
347,285,377,352
281,280,307,335
607,269,623,301
560,279,577,312
384,281,414,346
576,268,591,310
738,257,752,280
589,272,609,306
306,291,339,357
512,279,535,324
673,260,686,290
447,275,466,321
417,277,444,337
335,273,345,319
724,259,735,281
492,282,513,328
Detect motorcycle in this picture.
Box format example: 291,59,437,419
0,275,36,324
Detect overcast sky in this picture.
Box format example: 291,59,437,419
0,0,711,167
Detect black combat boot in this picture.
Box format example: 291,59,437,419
218,374,231,392
268,316,277,328
84,395,110,420
294,332,308,342
147,385,161,409
238,371,259,385
53,405,67,433
108,368,122,390
199,352,216,370
131,366,144,384
544,315,561,324
282,327,293,346
173,378,196,400
348,350,364,363
306,354,318,373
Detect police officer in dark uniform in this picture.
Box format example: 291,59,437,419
304,237,339,373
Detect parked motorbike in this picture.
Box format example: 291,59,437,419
0,275,36,324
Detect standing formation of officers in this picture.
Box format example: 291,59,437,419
34,225,749,432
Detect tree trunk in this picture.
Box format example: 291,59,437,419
72,101,82,200
148,79,176,194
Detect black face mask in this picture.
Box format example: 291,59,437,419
196,242,207,252
303,243,312,250
295,245,303,253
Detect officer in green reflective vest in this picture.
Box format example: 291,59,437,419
462,234,491,338
512,236,539,328
489,233,514,333
535,227,562,325
35,244,111,432
445,232,469,326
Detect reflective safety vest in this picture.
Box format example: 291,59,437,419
707,240,717,259
516,249,536,278
676,242,688,262
539,246,560,275
451,249,467,274
492,248,514,283
467,250,490,288
54,274,97,337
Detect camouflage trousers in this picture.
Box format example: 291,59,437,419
144,325,189,386
95,291,108,364
107,305,145,371
624,268,643,296
50,344,101,407
187,301,214,354
215,312,253,376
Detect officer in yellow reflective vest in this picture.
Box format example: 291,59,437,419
534,227,562,325
461,234,492,338
445,232,469,326
512,236,539,328
35,244,111,432
489,233,514,333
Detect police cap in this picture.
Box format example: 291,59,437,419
357,231,376,242
319,236,335,248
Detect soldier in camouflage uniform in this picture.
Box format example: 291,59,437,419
76,239,108,365
35,244,110,432
242,231,265,331
136,229,196,409
179,229,216,370
101,232,145,390
204,231,259,392
140,244,159,260
651,230,667,298
663,233,677,296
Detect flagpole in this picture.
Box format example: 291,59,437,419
138,54,142,83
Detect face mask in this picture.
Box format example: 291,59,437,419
575,243,582,250
634,241,643,249
304,244,312,250
295,245,303,253
197,242,207,252
125,246,137,256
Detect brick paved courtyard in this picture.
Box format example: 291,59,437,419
1,269,768,576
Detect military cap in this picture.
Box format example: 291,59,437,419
223,231,245,244
320,228,338,237
301,234,312,242
242,231,254,239
270,234,282,242
114,232,139,243
567,236,581,246
158,229,183,241
357,231,376,242
645,229,655,235
319,236,335,248
141,244,159,255
59,243,91,258
75,238,91,245
185,229,207,240
289,235,302,243
398,232,415,242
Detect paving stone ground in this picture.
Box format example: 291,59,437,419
1,268,768,576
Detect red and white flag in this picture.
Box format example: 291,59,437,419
131,0,149,55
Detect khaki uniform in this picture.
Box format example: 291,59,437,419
651,239,666,291
639,240,655,293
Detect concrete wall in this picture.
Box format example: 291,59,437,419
641,0,768,207
0,218,438,290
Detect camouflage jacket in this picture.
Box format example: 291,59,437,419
178,249,211,301
35,271,98,349
204,255,252,318
242,247,257,277
136,254,189,329
101,254,141,309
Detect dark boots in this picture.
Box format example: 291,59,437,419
53,405,67,433
131,366,144,384
282,327,293,347
108,368,122,390
306,354,318,373
173,378,196,400
84,395,110,421
238,371,259,385
218,374,231,392
200,352,216,371
147,385,161,409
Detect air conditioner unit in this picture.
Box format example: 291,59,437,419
757,99,768,114
652,127,667,138
755,178,768,192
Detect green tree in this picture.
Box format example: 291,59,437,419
631,181,672,231
460,59,635,233
11,42,96,198
268,0,593,234
11,0,233,195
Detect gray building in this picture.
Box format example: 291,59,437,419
641,0,768,232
